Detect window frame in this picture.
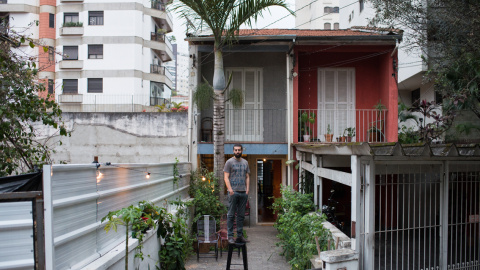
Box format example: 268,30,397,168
49,13,54,28
63,46,78,60
63,79,78,94
324,22,331,30
48,46,55,62
88,78,103,93
48,79,54,94
89,11,104,26
64,12,79,23
88,44,103,59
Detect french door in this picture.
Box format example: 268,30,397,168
225,68,263,141
317,68,355,139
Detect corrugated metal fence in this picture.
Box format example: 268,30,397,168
43,162,191,270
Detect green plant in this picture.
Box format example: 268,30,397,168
299,112,316,136
156,200,193,270
189,168,227,227
343,127,355,137
271,185,332,270
398,125,421,144
102,201,159,269
62,22,83,27
326,124,332,135
173,157,179,189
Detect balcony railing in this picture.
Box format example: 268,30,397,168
298,109,388,143
151,32,166,42
58,94,167,112
200,109,287,143
150,64,165,75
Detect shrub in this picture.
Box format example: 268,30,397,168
272,185,332,270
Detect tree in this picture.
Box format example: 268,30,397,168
172,0,293,201
368,0,480,120
0,23,67,176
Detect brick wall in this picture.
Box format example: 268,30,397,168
39,13,55,39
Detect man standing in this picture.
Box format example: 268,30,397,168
224,144,250,244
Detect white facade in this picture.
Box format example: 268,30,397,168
295,0,339,29
175,51,189,96
1,0,174,111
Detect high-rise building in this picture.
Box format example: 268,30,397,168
295,0,339,29
1,0,174,112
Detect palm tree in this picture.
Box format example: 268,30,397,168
171,0,293,201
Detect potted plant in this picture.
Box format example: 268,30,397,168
324,124,333,142
344,127,355,142
368,100,386,142
299,112,316,142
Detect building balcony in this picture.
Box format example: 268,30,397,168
59,60,83,69
0,1,38,13
60,25,84,36
147,1,173,33
58,94,83,103
199,109,287,143
144,32,173,62
298,108,388,143
60,0,83,2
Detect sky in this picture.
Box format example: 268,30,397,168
169,0,296,53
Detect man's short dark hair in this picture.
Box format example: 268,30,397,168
233,144,243,150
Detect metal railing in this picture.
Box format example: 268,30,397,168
58,94,164,112
151,0,166,11
298,108,388,143
200,108,287,143
151,32,165,42
150,64,165,75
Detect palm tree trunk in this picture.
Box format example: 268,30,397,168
213,47,226,203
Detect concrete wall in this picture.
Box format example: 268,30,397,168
43,112,188,164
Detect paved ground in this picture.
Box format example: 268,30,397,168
185,224,291,270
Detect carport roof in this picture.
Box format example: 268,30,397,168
293,142,480,159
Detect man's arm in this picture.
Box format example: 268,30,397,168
245,173,250,195
224,172,234,195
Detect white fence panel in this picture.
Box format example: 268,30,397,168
44,162,191,270
0,201,34,270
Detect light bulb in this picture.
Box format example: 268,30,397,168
146,172,151,179
202,176,206,181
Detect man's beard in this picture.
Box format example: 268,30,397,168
234,153,242,158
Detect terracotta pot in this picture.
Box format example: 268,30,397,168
325,134,333,142
346,136,353,142
339,136,346,142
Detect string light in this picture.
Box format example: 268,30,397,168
146,172,151,179
263,158,266,162
202,176,206,181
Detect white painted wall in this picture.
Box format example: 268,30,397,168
8,13,39,39
295,0,339,29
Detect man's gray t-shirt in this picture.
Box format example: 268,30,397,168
223,157,250,192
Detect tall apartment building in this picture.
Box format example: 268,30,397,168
339,0,437,107
295,0,339,29
1,0,174,112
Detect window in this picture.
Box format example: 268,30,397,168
411,88,420,106
48,79,54,94
435,90,443,104
334,23,339,30
63,46,78,60
48,46,54,62
63,79,78,94
360,0,364,12
88,45,103,59
89,11,104,25
324,6,331,13
324,23,331,30
332,7,339,13
88,78,103,93
64,13,79,23
49,13,54,28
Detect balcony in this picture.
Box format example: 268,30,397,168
147,1,173,33
0,0,6,4
59,94,83,103
60,23,84,36
298,109,388,143
144,32,173,62
199,109,287,143
59,60,83,69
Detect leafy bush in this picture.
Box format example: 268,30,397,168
189,169,227,226
272,185,332,270
62,22,83,27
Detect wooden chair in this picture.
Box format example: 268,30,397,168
196,215,220,261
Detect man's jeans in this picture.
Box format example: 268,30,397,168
227,191,248,238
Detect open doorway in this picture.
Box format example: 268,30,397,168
257,159,282,223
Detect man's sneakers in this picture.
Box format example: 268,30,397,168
236,236,249,243
228,237,236,244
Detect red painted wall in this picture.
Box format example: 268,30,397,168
294,45,399,142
